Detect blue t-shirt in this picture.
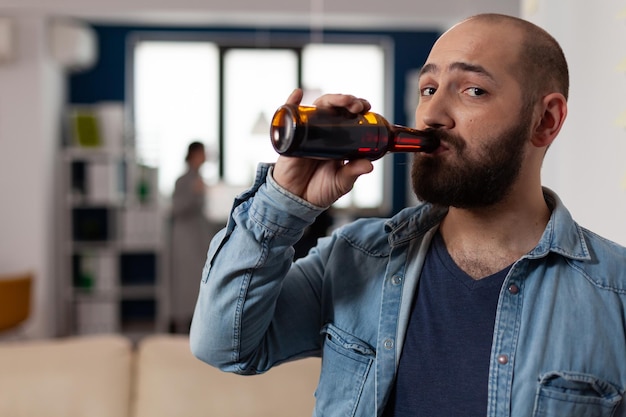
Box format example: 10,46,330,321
383,232,510,417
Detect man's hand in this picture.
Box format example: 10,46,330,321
272,89,375,208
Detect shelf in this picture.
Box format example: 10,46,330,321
67,194,126,207
73,289,118,302
59,103,166,337
120,284,157,299
62,145,135,160
72,284,157,300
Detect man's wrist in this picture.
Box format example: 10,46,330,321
267,166,328,212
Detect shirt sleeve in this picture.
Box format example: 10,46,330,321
189,163,329,374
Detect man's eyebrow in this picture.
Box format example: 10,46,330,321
450,62,495,81
419,63,437,78
418,62,496,83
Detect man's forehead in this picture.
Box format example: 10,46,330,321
422,21,521,77
419,61,496,83
438,19,517,51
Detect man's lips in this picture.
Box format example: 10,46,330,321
428,141,449,155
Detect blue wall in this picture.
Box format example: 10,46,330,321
69,24,440,214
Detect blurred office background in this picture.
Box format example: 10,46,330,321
0,0,625,341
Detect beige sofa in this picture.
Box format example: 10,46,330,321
0,334,320,417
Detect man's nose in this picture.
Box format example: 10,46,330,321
416,92,454,130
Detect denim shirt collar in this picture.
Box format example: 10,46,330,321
528,188,591,261
384,203,446,248
384,187,590,261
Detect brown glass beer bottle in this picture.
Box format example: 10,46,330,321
270,104,439,161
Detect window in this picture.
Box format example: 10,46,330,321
132,35,389,213
133,40,220,196
222,48,298,185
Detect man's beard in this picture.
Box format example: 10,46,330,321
411,116,531,209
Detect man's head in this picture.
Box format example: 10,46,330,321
411,13,568,208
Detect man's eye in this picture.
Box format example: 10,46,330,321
465,87,486,97
420,87,436,97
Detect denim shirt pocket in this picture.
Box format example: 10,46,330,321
532,371,623,417
314,323,375,417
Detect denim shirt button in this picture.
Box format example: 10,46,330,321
497,354,509,365
508,284,520,295
391,275,402,286
383,339,394,350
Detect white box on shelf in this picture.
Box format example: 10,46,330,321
88,162,121,203
96,102,126,153
75,299,119,335
95,251,117,292
121,206,163,247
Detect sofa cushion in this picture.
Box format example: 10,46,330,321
0,334,132,417
132,335,320,417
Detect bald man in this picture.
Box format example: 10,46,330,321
191,14,626,417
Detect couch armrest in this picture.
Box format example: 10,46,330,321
132,335,320,417
0,334,133,417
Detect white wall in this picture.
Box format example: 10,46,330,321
523,1,626,246
0,15,65,338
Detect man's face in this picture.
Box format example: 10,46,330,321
411,20,534,208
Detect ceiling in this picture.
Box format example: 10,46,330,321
0,0,520,30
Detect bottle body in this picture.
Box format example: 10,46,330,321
270,104,439,160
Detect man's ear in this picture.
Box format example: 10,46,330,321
531,93,567,148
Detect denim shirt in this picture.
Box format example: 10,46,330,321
190,163,626,417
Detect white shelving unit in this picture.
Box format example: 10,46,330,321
58,103,168,339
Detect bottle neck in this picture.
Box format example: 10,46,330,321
390,125,439,153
